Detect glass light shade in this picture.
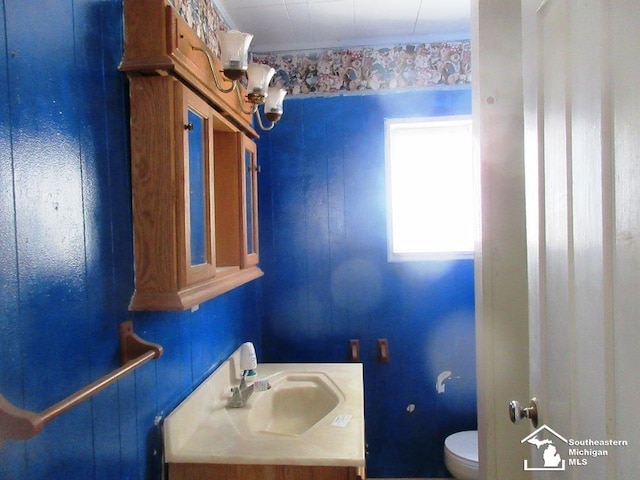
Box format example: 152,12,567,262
246,64,276,103
218,30,253,80
264,87,287,122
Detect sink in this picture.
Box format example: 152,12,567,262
247,373,342,436
162,355,364,468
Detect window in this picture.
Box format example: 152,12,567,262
385,116,474,261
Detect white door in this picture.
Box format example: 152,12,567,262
522,0,640,478
474,0,640,478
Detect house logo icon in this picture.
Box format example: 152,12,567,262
521,424,568,471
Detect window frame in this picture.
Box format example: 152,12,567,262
384,115,474,262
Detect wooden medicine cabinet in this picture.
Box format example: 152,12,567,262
120,0,263,310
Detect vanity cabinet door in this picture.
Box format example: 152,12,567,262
212,133,260,270
241,137,259,268
177,85,217,288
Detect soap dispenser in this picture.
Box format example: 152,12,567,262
239,342,257,384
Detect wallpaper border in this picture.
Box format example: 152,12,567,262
170,0,471,97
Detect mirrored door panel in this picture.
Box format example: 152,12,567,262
187,109,207,266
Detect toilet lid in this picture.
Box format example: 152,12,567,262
445,431,478,463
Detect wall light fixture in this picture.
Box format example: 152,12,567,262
192,30,286,132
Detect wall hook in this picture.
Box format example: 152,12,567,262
377,338,390,363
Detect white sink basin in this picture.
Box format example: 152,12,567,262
247,373,342,436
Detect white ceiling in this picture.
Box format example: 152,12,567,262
213,0,471,53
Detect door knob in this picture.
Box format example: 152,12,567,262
509,397,538,428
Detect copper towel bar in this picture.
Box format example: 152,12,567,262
0,320,163,444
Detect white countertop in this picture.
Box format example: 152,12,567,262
163,352,365,467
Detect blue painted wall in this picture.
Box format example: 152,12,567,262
257,89,477,478
0,1,475,479
0,1,261,479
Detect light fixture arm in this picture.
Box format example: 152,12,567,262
254,109,277,131
191,45,237,94
235,87,258,115
233,88,277,131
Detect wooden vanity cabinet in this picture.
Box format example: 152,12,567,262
127,75,263,310
169,463,366,480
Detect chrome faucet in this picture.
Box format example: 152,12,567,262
228,371,270,408
229,371,253,408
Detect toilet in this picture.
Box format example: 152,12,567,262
444,430,478,480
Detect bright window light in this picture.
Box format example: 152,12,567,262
385,116,474,261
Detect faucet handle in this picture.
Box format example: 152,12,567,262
253,379,271,392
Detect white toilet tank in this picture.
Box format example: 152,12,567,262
444,430,478,480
